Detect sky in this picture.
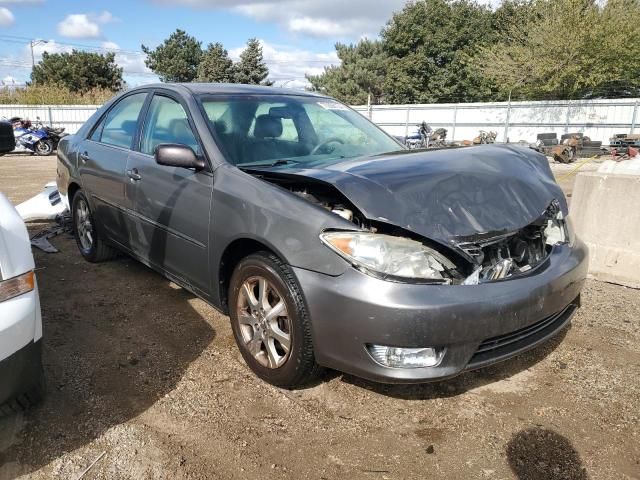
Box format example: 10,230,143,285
0,0,409,89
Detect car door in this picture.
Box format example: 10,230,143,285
125,92,213,294
78,92,148,248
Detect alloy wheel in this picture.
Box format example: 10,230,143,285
236,276,292,369
75,198,94,251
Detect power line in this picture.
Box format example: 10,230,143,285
0,34,339,65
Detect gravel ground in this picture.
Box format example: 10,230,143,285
0,153,638,480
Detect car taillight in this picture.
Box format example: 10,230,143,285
0,271,35,302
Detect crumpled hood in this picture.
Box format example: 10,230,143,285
259,145,566,246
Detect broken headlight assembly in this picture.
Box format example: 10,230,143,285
544,210,573,246
320,231,454,284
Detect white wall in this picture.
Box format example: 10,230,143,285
353,98,639,144
1,98,638,144
0,105,99,134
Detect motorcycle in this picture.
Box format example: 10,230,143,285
33,117,67,151
7,117,54,156
404,122,448,149
404,122,430,149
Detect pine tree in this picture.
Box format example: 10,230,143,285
234,38,272,86
197,42,235,83
142,29,202,82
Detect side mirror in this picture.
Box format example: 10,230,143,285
154,144,206,170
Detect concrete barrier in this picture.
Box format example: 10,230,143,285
571,171,640,288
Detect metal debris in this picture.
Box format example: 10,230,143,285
74,451,106,480
30,213,72,253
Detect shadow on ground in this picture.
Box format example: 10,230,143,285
0,238,215,477
506,426,589,480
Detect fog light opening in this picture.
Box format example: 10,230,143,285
367,344,444,368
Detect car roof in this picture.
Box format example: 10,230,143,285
129,82,329,98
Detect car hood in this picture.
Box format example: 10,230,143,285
252,145,566,246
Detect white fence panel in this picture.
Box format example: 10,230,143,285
0,104,99,134
1,98,638,143
355,98,639,144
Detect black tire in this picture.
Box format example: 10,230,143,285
229,252,321,388
72,190,118,263
0,365,44,417
34,139,53,156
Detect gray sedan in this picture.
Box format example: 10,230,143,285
56,84,588,387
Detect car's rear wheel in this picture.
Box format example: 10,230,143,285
229,252,321,388
72,191,118,263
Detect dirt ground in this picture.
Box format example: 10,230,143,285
0,153,638,480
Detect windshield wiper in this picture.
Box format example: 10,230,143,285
239,159,298,168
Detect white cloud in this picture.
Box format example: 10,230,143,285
229,39,339,89
101,41,151,74
97,11,115,23
101,41,159,86
287,17,348,37
101,41,119,50
57,14,100,38
154,0,407,38
32,40,73,58
0,6,14,26
2,75,17,85
0,39,73,85
56,11,115,39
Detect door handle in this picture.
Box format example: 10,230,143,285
126,168,142,181
79,151,90,163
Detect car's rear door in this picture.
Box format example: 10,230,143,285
78,91,149,248
125,91,213,295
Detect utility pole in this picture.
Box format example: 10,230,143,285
29,39,48,84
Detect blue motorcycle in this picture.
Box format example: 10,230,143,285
9,117,54,156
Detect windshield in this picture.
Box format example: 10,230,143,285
198,94,402,168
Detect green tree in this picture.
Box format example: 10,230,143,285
234,38,272,85
197,42,235,82
31,50,123,92
470,0,640,99
306,39,387,105
382,0,497,103
142,29,202,82
491,0,540,42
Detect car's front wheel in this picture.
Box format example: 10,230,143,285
72,191,118,263
229,252,321,388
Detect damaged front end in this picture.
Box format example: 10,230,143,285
248,170,570,286
457,200,570,285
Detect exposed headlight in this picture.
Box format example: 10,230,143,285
0,271,35,302
320,231,451,283
544,210,570,246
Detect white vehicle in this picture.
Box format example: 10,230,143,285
0,192,44,416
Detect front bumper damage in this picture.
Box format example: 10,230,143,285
295,239,588,384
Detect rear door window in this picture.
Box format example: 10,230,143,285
93,93,147,149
